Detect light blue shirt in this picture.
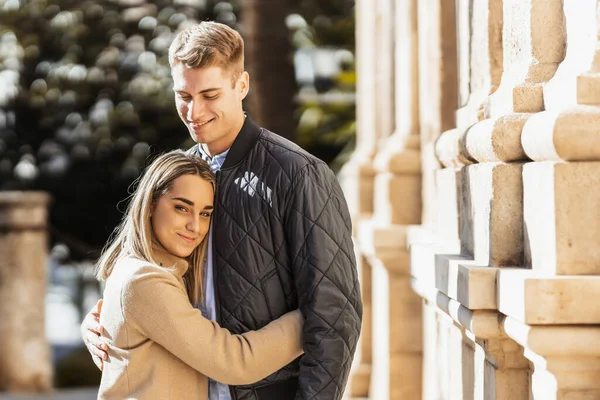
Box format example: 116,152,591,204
196,145,232,400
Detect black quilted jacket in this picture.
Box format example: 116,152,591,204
189,116,362,400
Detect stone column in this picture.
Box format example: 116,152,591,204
357,0,425,398
503,317,600,400
374,0,396,145
407,0,459,398
417,0,458,229
347,255,372,396
340,0,384,395
435,293,529,400
0,192,52,392
496,1,600,398
360,225,421,400
339,0,381,226
412,0,570,397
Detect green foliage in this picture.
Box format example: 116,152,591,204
296,0,355,48
0,0,354,251
288,0,356,171
0,0,239,254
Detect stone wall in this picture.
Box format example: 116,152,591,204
344,0,600,398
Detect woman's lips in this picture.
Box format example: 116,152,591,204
177,233,197,244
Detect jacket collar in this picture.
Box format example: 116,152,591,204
189,114,262,170
220,114,262,170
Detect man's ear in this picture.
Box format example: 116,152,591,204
238,71,250,100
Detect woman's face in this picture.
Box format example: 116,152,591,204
151,174,214,258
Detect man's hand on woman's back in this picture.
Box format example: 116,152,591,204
80,299,108,370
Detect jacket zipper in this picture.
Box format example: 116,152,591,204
213,169,222,325
214,170,237,400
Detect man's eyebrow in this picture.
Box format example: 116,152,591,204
174,87,222,94
172,197,194,206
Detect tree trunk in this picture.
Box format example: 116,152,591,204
239,0,297,140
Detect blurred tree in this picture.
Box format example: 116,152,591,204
0,0,239,257
239,0,297,139
286,0,356,170
0,0,354,256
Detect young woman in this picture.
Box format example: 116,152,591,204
95,150,303,399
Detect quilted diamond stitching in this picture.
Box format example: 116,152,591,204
281,165,359,399
257,139,295,183
301,254,358,312
219,208,276,265
293,208,353,259
216,140,361,400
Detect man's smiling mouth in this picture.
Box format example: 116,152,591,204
191,118,214,128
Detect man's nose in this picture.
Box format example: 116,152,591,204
187,98,205,121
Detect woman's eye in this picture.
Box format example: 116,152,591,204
175,205,187,212
201,212,212,218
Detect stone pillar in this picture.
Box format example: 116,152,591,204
496,1,600,398
348,255,372,396
374,0,396,145
407,0,459,398
435,293,529,400
486,0,565,117
0,192,52,392
340,0,383,395
352,0,600,396
417,0,458,228
503,317,600,400
357,0,426,398
339,0,381,226
412,0,600,397
412,0,568,397
360,225,421,400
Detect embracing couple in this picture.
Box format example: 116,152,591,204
81,21,363,400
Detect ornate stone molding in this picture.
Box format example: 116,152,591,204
499,269,600,324
358,219,422,400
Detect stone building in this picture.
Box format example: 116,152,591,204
342,0,600,399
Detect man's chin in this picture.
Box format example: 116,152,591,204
190,130,211,144
190,124,216,142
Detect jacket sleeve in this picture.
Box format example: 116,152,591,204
121,265,304,385
283,162,363,400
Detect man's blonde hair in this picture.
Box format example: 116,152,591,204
169,21,245,85
95,150,216,306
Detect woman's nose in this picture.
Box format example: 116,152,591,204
186,215,200,233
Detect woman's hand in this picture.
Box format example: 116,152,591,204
80,299,108,370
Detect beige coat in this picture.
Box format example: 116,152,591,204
98,248,303,399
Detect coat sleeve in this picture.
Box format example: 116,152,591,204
121,265,304,385
283,162,363,400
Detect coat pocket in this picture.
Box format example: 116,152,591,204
260,268,289,320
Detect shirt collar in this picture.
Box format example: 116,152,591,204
188,114,262,171
197,145,230,163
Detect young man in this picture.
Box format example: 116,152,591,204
82,21,362,400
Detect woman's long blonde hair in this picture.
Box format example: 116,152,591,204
95,150,216,305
